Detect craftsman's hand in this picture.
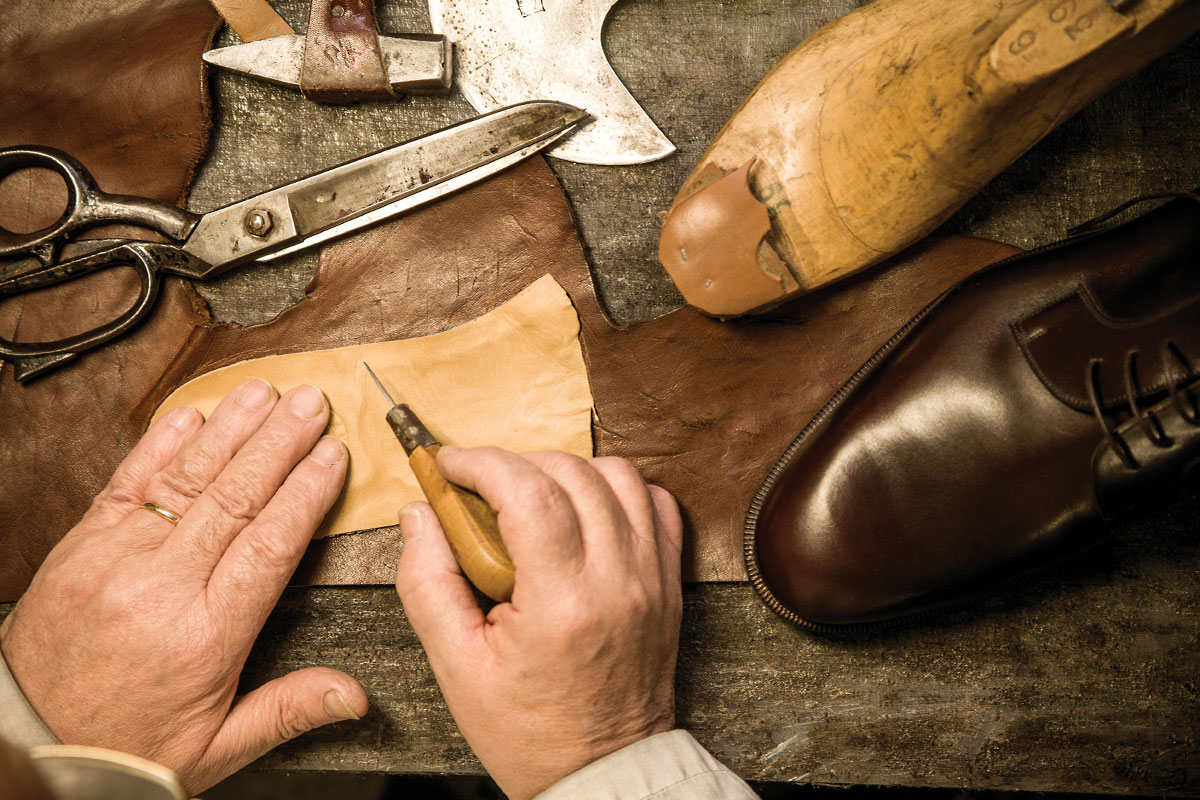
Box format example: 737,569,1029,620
0,380,367,792
396,448,683,800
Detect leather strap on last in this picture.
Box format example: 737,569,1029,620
300,0,395,102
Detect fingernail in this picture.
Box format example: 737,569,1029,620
236,378,274,410
437,445,462,457
399,503,425,543
290,384,326,419
309,436,345,466
165,405,200,430
323,688,361,721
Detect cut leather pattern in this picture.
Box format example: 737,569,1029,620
150,276,593,539
1013,285,1200,413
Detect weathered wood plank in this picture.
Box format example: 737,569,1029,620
221,493,1197,794
11,491,1181,793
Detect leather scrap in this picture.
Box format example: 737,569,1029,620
207,0,293,42
658,158,799,318
151,275,594,539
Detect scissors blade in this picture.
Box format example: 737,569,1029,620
179,101,588,276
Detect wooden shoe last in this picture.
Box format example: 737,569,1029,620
659,0,1200,317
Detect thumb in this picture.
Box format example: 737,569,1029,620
395,502,487,655
190,667,367,791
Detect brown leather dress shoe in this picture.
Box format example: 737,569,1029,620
745,193,1200,631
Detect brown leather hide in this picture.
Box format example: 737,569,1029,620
0,0,1018,599
0,0,220,600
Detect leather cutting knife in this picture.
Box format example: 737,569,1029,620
0,101,589,382
204,32,453,95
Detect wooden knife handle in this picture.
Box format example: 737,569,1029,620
408,444,514,602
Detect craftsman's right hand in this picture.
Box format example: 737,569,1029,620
395,448,684,800
0,380,367,793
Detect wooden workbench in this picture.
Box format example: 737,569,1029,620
11,0,1200,794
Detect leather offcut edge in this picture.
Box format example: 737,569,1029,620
658,159,799,318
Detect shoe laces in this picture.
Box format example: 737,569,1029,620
1087,340,1200,470
1072,189,1200,470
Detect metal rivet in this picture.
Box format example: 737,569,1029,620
331,4,345,16
243,209,274,238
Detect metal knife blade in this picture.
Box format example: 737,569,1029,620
203,32,452,94
177,101,589,274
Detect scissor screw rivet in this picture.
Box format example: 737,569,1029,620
331,4,345,16
243,209,274,238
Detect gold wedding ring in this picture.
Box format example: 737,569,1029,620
142,501,182,526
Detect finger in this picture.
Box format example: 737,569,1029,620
206,435,347,631
648,485,684,597
82,405,204,531
520,451,633,562
394,502,487,659
434,446,584,580
648,485,683,558
138,379,278,536
193,667,366,793
588,457,660,556
163,384,329,575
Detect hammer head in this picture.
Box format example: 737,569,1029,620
429,0,674,165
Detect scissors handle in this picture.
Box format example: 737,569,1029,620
0,241,203,382
0,146,199,259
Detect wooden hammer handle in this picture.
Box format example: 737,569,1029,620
408,444,514,602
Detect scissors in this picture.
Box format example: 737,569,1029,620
0,101,587,382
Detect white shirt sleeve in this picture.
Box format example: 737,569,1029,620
533,729,760,800
0,644,58,748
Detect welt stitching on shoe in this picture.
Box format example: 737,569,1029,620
742,286,952,633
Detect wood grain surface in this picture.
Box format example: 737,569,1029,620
4,0,1199,793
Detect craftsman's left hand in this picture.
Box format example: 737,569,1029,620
0,380,368,792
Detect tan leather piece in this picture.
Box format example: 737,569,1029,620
151,275,593,539
207,0,294,41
